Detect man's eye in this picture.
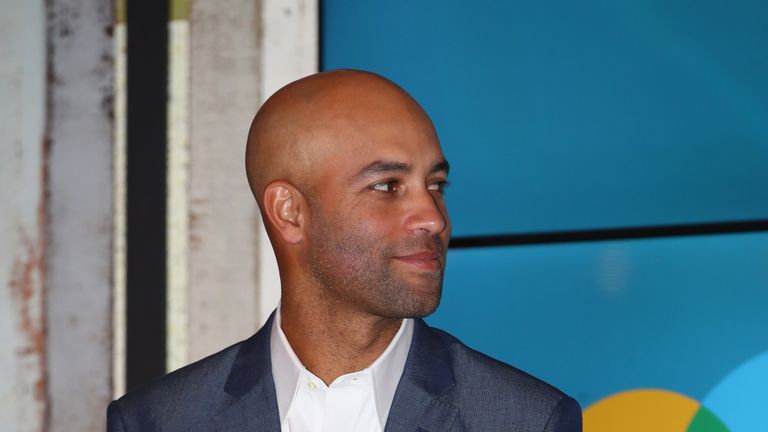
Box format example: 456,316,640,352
371,181,397,192
428,181,450,193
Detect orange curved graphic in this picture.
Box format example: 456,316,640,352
584,389,700,432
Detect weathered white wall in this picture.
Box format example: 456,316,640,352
46,0,114,430
180,0,264,365
2,0,318,428
0,0,48,430
168,0,318,367
0,0,114,430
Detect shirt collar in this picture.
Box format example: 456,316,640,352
269,304,414,427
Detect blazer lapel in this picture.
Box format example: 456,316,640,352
211,313,281,432
385,319,464,432
206,315,464,431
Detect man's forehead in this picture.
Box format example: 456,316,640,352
310,112,442,158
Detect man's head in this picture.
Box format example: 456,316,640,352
246,70,451,319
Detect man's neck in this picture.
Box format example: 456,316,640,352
279,299,402,385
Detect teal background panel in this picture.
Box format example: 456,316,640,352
322,0,768,236
427,232,768,408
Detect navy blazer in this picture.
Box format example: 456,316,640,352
108,315,581,431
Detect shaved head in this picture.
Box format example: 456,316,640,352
245,70,436,210
245,69,450,323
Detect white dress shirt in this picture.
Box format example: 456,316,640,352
270,306,414,432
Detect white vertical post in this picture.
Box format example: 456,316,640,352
112,1,127,399
166,1,192,373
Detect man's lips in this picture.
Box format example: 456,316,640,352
393,251,442,270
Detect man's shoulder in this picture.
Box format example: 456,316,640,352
120,339,242,403
429,326,564,398
424,324,581,431
108,338,246,431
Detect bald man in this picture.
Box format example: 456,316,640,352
107,70,581,432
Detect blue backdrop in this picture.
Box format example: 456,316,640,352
323,1,768,430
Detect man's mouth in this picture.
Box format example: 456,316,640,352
393,251,442,271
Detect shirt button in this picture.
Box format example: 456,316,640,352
308,380,317,390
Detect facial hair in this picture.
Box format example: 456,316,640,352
306,208,446,319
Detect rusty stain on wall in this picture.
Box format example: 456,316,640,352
7,158,48,431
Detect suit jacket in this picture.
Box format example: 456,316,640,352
107,315,581,431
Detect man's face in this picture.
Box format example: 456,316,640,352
303,102,451,319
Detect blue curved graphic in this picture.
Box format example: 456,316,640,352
703,351,768,432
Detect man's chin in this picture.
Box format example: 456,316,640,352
399,285,443,319
370,287,442,319
408,301,441,319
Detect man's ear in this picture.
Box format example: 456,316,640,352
262,180,306,244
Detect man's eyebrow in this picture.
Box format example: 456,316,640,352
350,158,450,183
431,159,450,175
351,160,412,182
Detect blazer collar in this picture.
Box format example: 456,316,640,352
209,314,462,432
211,312,281,431
385,319,463,432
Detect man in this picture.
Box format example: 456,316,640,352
107,70,581,431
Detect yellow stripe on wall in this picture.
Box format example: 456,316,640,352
170,0,189,21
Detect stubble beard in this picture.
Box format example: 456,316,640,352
306,213,446,319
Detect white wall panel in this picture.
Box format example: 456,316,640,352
0,1,47,429
46,0,114,430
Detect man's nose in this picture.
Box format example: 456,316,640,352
404,188,449,235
